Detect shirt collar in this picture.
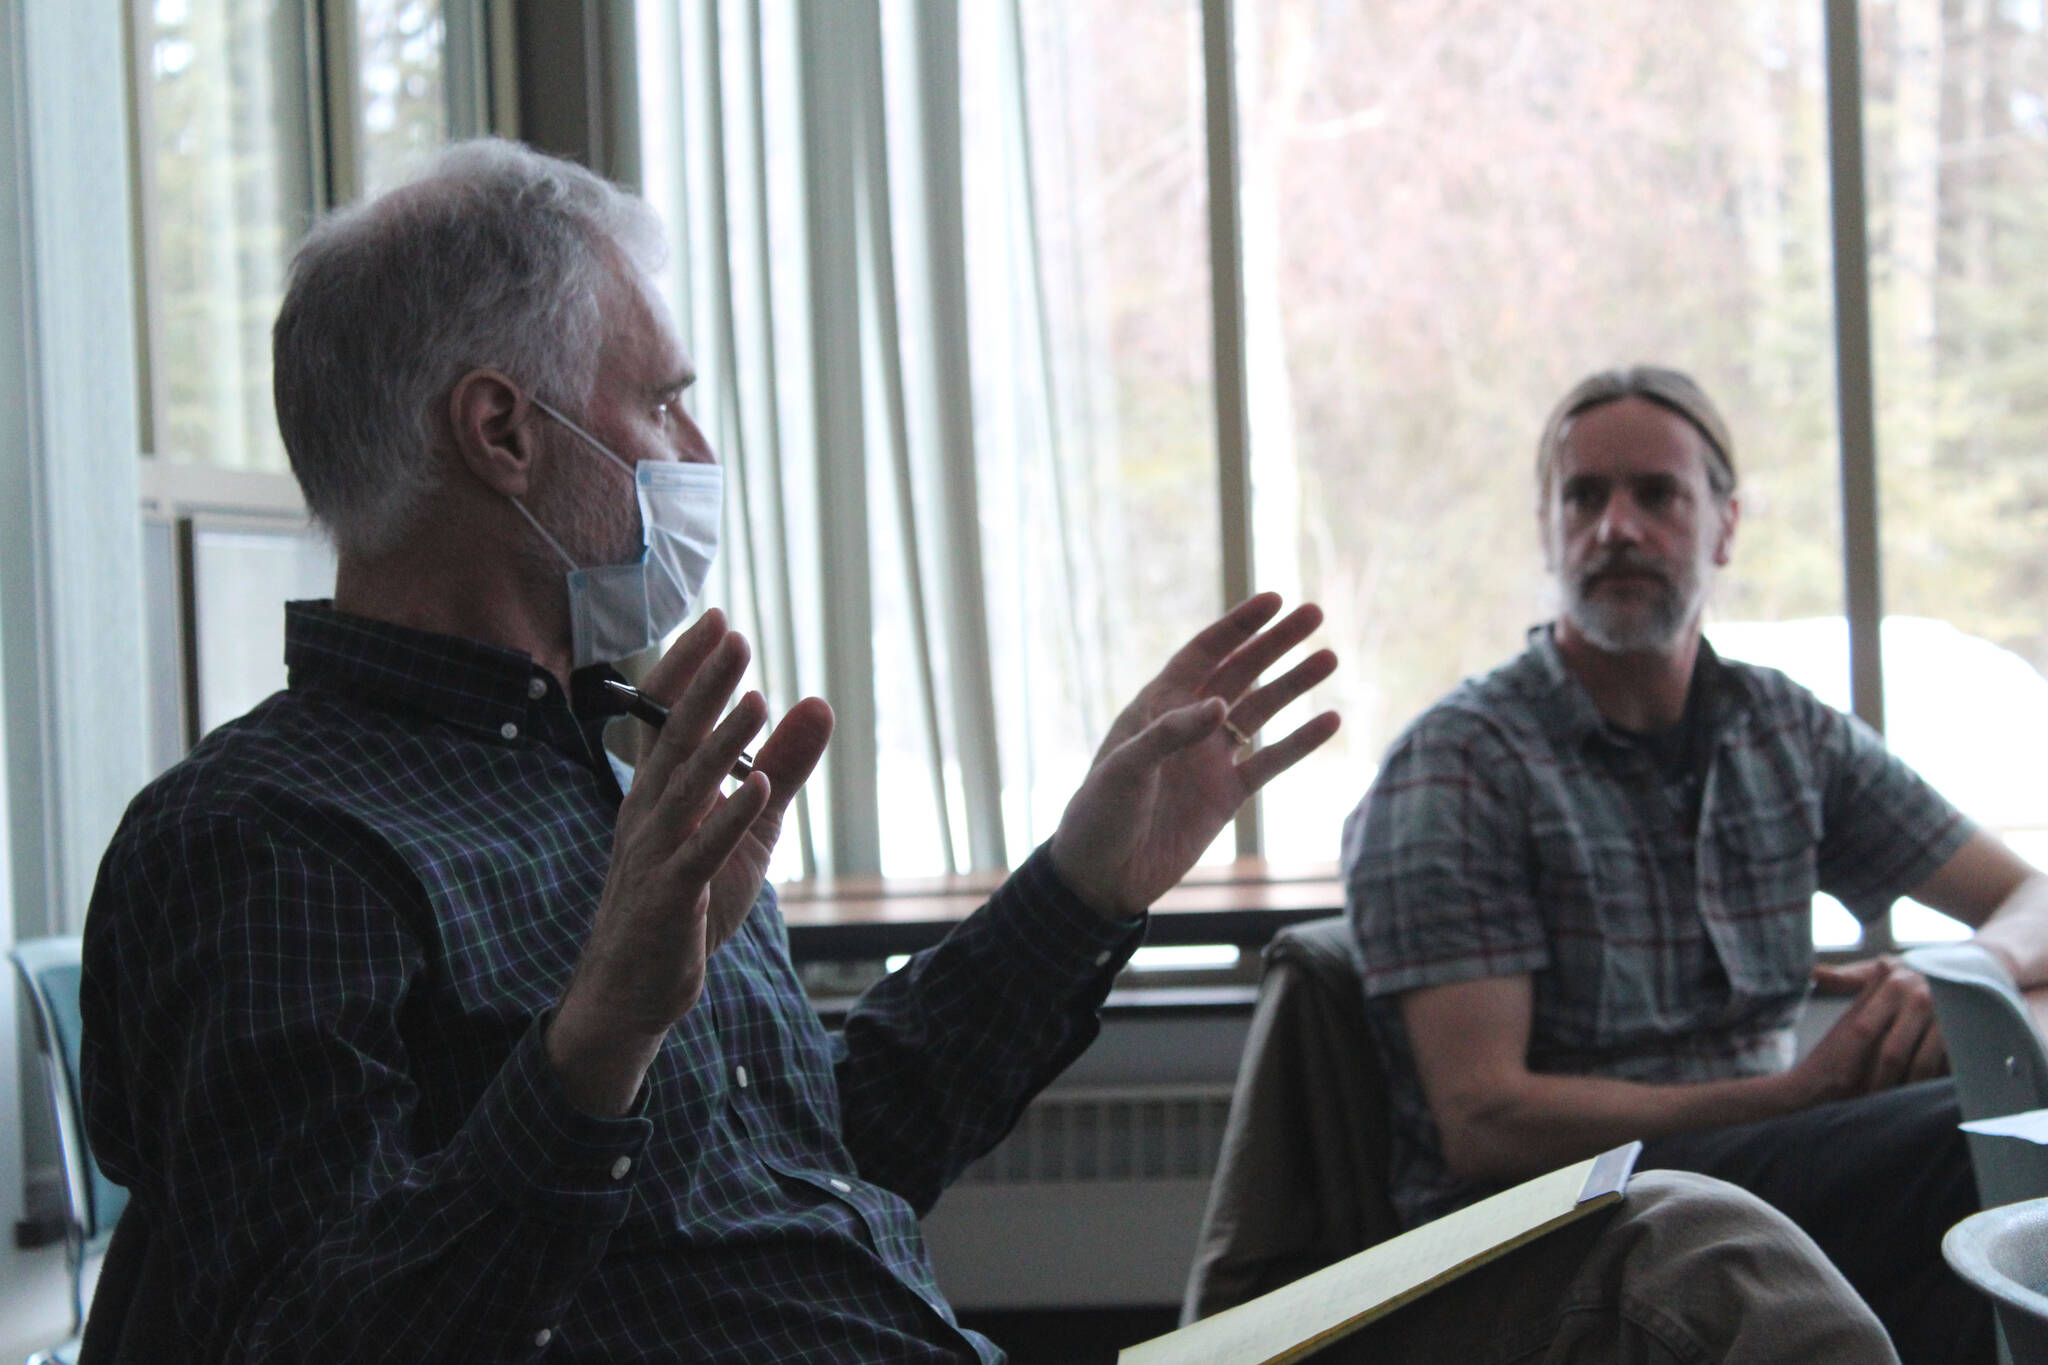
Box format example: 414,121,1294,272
1521,622,1748,749
282,600,630,753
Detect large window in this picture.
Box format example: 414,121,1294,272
137,0,317,474
1865,0,2048,938
963,0,1224,858
647,0,2048,951
131,0,465,767
118,3,2048,946
1234,0,1845,870
357,0,449,196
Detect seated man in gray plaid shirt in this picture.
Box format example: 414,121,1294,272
1343,366,2048,1365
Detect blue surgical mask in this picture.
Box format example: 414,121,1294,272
511,398,724,668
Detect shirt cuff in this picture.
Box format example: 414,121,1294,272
468,1015,655,1229
978,842,1148,985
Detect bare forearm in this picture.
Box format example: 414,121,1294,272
1970,873,2048,988
1437,1067,1804,1186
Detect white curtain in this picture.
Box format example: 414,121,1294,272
640,0,1123,878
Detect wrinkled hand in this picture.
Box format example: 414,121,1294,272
1791,957,1947,1107
632,613,833,950
1049,593,1340,919
548,612,831,1116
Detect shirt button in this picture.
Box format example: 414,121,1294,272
500,721,519,740
734,1065,749,1088
534,1327,552,1348
829,1178,852,1192
527,677,547,700
1093,950,1112,966
609,1156,632,1180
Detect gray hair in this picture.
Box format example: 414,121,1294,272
273,138,667,559
1535,366,1738,509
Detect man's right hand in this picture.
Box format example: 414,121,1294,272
628,611,834,954
1785,958,1947,1108
546,614,776,1116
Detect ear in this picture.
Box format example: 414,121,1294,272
446,368,542,498
1711,493,1741,567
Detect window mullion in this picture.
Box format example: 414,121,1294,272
1824,0,1885,738
442,0,494,140
1201,0,1258,859
125,0,166,461
316,0,363,207
1823,0,1894,955
797,0,881,876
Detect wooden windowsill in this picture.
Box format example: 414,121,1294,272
776,860,1344,960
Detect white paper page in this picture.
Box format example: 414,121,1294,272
1122,1157,1609,1365
1960,1108,2048,1144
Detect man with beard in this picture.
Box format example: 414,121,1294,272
79,157,1898,1364
1342,366,2048,1364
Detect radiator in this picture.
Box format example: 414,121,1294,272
922,1084,1234,1309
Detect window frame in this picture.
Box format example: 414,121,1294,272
114,1,1991,949
125,0,510,765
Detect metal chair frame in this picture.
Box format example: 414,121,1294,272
11,937,125,1365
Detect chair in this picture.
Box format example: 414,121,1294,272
1181,916,1399,1324
1944,1198,2048,1365
10,937,128,1365
1900,943,2048,1209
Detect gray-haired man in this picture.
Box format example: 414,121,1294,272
85,149,1891,1363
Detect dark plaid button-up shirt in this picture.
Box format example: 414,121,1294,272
82,601,1141,1362
1342,626,1971,1227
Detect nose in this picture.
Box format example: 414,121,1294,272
678,409,717,465
1594,491,1643,546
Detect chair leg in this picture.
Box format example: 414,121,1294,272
65,1219,87,1341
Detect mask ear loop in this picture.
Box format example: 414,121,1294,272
511,396,642,572
507,495,583,572
531,397,636,478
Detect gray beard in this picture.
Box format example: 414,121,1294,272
1563,569,1698,653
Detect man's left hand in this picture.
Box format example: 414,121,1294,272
1050,593,1340,920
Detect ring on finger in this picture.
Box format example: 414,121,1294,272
1221,717,1254,748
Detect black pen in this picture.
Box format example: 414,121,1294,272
600,678,756,779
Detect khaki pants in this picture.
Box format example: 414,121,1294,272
1641,1079,1985,1365
1318,1171,1899,1365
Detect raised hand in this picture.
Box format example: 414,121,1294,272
548,611,830,1117
631,611,834,950
1049,593,1340,919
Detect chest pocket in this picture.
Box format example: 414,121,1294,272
1697,786,1822,1014
1528,770,1712,1049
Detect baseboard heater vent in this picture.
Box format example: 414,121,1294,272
955,1084,1235,1187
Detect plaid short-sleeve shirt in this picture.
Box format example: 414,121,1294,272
1341,626,1972,1227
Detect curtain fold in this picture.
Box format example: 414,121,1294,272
662,0,1090,878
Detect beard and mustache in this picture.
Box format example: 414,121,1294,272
1562,547,1707,653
